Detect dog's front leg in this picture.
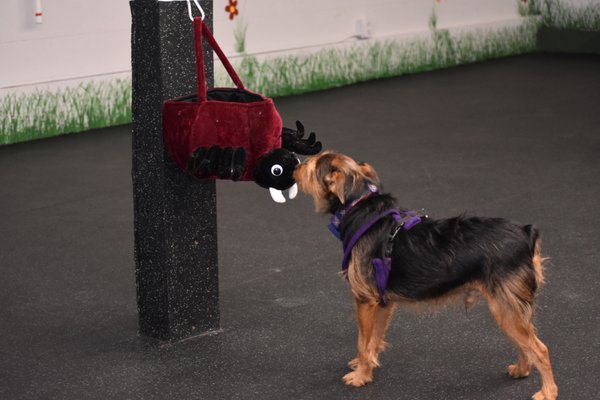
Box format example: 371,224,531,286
343,301,378,387
374,303,395,355
348,304,395,371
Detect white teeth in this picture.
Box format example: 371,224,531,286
269,183,299,203
287,183,298,200
269,187,286,203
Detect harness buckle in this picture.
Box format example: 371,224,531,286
385,209,428,257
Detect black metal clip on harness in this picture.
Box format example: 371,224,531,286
384,209,429,257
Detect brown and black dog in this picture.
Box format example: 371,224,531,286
293,151,557,400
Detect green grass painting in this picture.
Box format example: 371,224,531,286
216,19,539,98
2,13,546,145
542,0,600,32
517,0,543,17
233,18,248,54
0,78,131,145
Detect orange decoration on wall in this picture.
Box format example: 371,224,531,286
225,0,239,20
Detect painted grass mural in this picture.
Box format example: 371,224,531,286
1,79,131,145
518,0,543,17
216,19,539,98
541,0,600,31
2,19,538,145
6,0,596,145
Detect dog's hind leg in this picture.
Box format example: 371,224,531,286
343,301,378,387
508,349,532,379
486,279,557,400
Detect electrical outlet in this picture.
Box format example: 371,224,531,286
355,18,370,40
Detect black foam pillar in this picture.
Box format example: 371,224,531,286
130,0,219,341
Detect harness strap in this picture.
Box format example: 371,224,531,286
373,257,392,307
339,208,427,307
341,209,401,270
329,184,379,240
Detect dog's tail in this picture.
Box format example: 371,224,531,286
523,224,546,290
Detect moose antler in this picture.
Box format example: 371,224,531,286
281,120,322,155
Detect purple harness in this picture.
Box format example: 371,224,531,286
329,192,424,306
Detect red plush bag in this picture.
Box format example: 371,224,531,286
162,17,282,181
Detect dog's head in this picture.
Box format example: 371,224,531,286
293,151,380,213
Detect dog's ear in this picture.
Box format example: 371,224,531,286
359,162,380,185
323,170,347,204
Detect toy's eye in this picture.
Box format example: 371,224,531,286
271,164,283,176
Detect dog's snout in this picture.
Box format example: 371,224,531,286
293,163,304,181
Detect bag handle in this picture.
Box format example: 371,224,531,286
194,17,245,102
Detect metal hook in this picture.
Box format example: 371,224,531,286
186,0,205,21
158,0,205,21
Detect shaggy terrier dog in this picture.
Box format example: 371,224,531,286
293,151,557,400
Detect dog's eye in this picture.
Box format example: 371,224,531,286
271,164,283,176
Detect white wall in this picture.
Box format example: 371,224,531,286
213,0,522,58
0,0,526,95
0,0,130,93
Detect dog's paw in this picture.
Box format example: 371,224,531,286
507,364,530,379
342,370,372,387
532,389,557,400
348,356,380,370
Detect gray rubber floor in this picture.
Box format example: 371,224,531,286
1,53,599,400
